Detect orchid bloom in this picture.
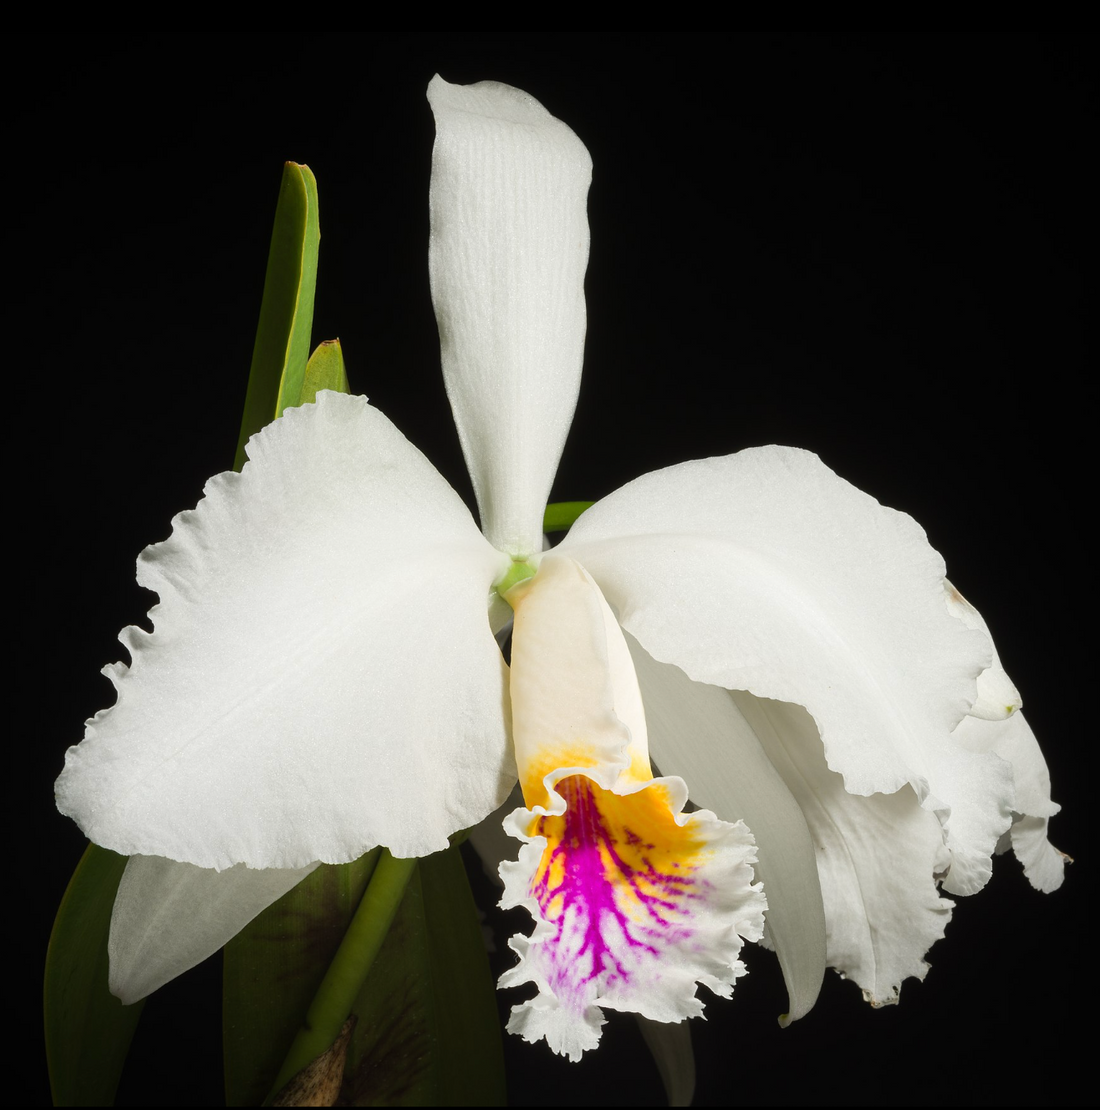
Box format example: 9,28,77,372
55,76,1064,1060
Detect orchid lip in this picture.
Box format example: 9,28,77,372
499,554,767,1058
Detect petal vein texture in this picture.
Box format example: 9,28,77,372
428,75,592,558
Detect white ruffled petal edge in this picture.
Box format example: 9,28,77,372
563,446,1015,896
944,581,1023,720
626,635,953,1011
731,694,953,1006
57,393,513,869
953,709,1067,893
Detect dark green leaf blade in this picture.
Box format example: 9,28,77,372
233,162,321,471
45,844,146,1106
346,847,505,1106
417,847,506,1106
543,500,593,532
223,851,380,1107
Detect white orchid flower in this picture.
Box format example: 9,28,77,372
54,76,1064,1060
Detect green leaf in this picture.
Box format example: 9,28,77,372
543,500,594,532
223,850,381,1107
345,847,506,1107
233,162,321,471
300,338,350,405
44,844,146,1106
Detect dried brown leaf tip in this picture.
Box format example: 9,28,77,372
272,1016,356,1107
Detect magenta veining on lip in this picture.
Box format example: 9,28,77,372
528,774,705,1008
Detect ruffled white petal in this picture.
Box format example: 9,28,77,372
499,556,766,1060
562,446,1013,896
953,710,1067,893
109,855,317,1004
625,637,826,1024
730,694,953,1005
428,75,592,558
56,392,514,869
944,581,1022,720
1009,817,1067,894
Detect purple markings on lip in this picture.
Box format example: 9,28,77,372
529,774,703,1009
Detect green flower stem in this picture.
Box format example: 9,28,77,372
262,850,418,1104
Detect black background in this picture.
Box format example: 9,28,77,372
22,32,1085,1107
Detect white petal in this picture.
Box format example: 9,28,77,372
731,694,953,1006
944,580,1023,720
56,392,514,869
953,710,1067,892
563,447,1012,896
109,855,317,1004
625,637,826,1024
1009,817,1067,895
428,75,592,558
941,589,1065,892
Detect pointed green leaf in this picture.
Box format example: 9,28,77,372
233,161,320,471
45,844,146,1106
543,500,593,533
345,847,506,1107
300,338,350,405
223,850,381,1107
